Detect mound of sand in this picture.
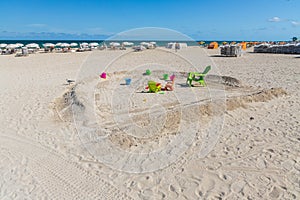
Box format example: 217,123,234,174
53,72,285,120
226,87,287,111
52,85,85,122
53,72,287,152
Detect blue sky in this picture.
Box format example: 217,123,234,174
0,0,299,40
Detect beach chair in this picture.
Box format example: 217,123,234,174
147,81,162,93
186,65,211,87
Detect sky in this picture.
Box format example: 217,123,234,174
0,0,299,41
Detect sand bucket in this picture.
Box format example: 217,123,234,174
146,69,151,75
125,78,131,85
170,74,175,81
163,74,169,80
100,72,106,79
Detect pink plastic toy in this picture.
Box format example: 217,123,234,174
170,74,175,81
100,72,106,79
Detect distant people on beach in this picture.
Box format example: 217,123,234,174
175,42,180,52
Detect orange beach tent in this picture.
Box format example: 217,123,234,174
240,42,247,50
208,42,218,49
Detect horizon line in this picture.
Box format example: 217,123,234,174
0,39,294,42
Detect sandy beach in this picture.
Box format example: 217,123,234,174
0,47,299,199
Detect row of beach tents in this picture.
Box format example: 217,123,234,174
205,41,300,55
0,42,98,54
0,41,157,51
206,41,247,50
0,41,158,50
253,43,300,54
0,41,163,55
0,42,136,55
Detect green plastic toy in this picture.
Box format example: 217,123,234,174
146,80,162,93
146,69,151,75
186,65,211,87
163,74,169,80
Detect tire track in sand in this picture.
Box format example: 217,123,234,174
0,133,133,200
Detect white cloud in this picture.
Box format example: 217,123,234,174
291,21,300,26
268,17,281,22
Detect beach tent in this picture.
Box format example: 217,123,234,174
166,42,174,48
166,42,188,49
240,42,247,50
208,42,218,49
179,43,188,48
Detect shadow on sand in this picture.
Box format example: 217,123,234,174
209,55,225,57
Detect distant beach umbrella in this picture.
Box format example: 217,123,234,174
43,43,55,48
80,42,89,49
0,43,8,48
140,42,149,46
70,42,78,47
6,44,18,49
89,42,99,47
16,43,24,47
55,43,62,47
110,42,120,47
60,43,70,47
26,43,40,48
122,42,134,46
81,42,89,46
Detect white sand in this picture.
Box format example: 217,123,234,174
0,48,299,199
